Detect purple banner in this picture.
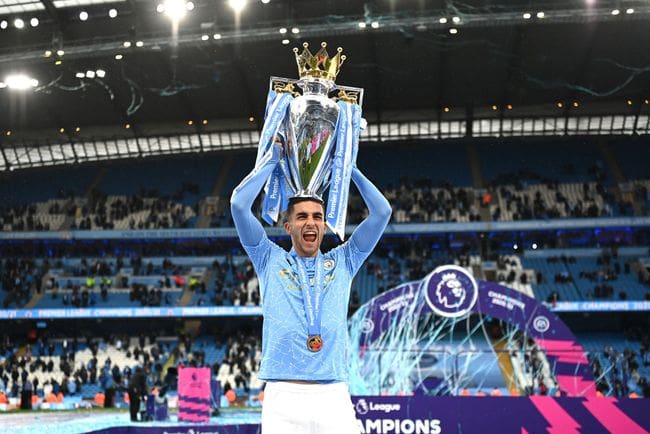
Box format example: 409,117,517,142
89,425,260,434
351,396,650,434
88,396,649,434
355,266,595,397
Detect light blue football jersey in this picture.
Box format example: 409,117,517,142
243,236,367,382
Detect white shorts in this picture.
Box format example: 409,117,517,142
261,381,360,434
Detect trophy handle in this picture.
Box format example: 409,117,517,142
269,76,364,108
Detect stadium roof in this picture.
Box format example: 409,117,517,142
0,0,649,143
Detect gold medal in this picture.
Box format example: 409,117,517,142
307,335,323,352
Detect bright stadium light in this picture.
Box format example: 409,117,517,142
163,0,187,19
0,20,8,30
281,39,289,45
5,74,38,90
213,33,221,39
30,17,39,27
96,69,106,78
611,9,620,15
109,8,118,18
186,1,194,11
75,72,85,78
201,34,209,41
115,54,123,60
523,12,531,19
439,17,447,24
56,49,64,56
536,11,545,18
228,0,247,13
279,27,287,34
626,8,634,14
79,11,88,21
14,18,25,29
85,70,95,78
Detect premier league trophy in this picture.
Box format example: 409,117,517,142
256,42,364,241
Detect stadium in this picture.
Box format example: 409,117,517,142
0,0,649,433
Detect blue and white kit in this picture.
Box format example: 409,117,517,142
230,144,391,382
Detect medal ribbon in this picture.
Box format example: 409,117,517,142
294,253,324,340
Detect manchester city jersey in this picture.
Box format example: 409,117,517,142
243,236,367,382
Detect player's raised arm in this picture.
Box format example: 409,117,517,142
348,167,392,254
230,144,281,247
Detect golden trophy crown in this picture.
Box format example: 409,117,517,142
293,42,346,82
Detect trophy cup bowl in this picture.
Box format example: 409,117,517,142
281,78,340,200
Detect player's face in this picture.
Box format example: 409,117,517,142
284,200,326,257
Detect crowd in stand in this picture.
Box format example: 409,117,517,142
1,258,42,309
590,328,650,398
0,204,58,231
71,188,197,231
0,331,171,407
348,179,480,225
4,167,646,232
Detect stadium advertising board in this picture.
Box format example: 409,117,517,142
0,306,263,319
87,396,649,434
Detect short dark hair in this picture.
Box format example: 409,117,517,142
284,197,325,222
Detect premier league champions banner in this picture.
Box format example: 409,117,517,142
177,367,211,423
351,395,650,434
349,265,595,397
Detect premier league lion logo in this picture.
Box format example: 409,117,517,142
436,272,467,309
423,265,478,318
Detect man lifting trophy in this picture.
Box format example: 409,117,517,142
231,42,391,434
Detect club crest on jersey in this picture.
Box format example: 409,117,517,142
324,259,335,270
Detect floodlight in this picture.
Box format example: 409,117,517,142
14,18,24,29
30,17,39,27
163,0,187,19
109,8,117,18
79,11,88,21
228,0,246,13
5,74,38,90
